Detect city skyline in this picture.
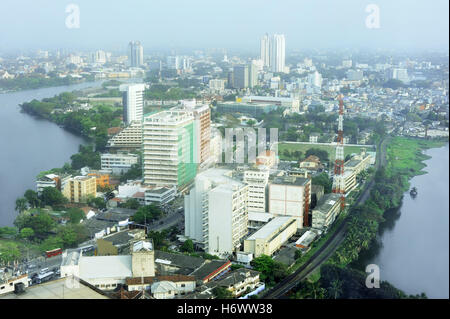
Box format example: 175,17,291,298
0,0,448,54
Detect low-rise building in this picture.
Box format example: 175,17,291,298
244,216,297,257
311,193,341,231
101,153,139,174
62,176,97,203
126,275,196,298
295,230,318,249
209,269,261,298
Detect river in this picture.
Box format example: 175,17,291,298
0,81,106,227
354,143,449,299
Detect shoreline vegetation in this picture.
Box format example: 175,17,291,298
0,74,95,94
291,136,448,299
0,89,139,265
2,86,448,298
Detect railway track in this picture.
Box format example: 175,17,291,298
262,137,389,299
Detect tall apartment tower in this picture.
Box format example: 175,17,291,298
260,33,270,68
244,169,269,213
270,34,286,73
143,110,197,189
232,65,249,89
128,41,144,67
120,83,145,125
180,102,211,165
184,168,248,256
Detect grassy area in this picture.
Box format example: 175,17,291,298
0,239,41,260
278,143,375,162
386,136,447,177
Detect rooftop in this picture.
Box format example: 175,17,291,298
190,260,231,281
272,176,310,187
126,275,195,286
246,217,295,241
79,255,132,279
313,193,341,214
0,278,108,299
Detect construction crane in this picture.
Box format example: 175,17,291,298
332,95,346,210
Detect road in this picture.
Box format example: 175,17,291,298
263,137,389,299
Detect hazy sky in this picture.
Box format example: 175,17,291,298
0,0,448,53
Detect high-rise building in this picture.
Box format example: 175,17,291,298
143,110,197,189
244,169,269,213
184,168,249,256
128,41,144,67
120,84,145,125
269,34,286,73
388,68,409,83
308,71,323,88
268,176,311,229
248,61,259,88
177,101,211,166
260,33,270,68
233,65,249,89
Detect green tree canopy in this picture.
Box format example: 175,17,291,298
40,187,68,207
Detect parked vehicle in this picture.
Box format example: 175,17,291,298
35,271,54,284
45,248,62,258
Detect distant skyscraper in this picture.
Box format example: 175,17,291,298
248,61,259,88
128,41,144,67
233,65,249,89
260,33,270,68
270,34,286,73
120,83,145,125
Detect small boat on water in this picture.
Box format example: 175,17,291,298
410,187,418,197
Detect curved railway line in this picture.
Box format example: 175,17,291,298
262,137,389,299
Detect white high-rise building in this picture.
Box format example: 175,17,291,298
308,71,323,88
243,169,269,213
269,34,286,73
184,168,249,256
389,68,409,83
142,110,197,189
260,33,270,68
128,41,144,67
120,83,146,125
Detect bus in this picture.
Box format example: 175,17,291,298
80,245,95,253
35,271,54,284
45,248,62,258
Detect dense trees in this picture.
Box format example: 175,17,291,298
1,75,84,92
132,204,163,224
180,239,194,253
312,172,333,194
250,255,289,286
66,208,85,224
40,187,68,207
14,210,56,239
70,145,101,170
213,286,233,299
305,148,329,162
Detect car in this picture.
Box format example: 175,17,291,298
27,264,36,269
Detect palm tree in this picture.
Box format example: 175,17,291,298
328,279,343,299
15,197,28,213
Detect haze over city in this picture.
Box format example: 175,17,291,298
0,0,448,53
